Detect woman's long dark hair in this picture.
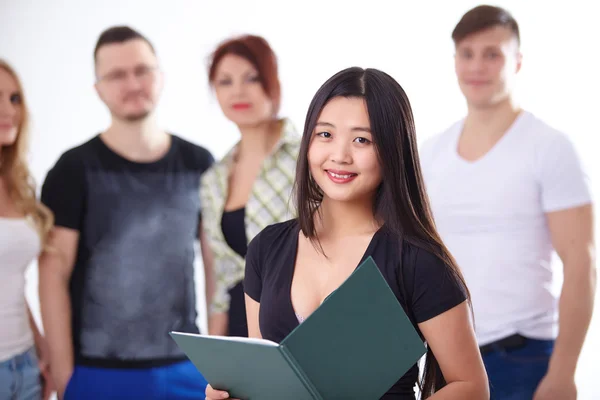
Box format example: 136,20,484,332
293,67,471,398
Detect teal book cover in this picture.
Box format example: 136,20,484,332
171,256,426,400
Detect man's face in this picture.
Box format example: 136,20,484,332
454,26,522,109
94,39,163,122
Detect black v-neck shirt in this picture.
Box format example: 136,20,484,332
244,219,467,399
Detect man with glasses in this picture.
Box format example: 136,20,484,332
38,26,215,399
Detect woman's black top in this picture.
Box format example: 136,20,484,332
243,219,467,399
221,207,249,337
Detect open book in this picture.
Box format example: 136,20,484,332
170,256,426,400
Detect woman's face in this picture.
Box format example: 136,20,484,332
213,54,273,127
0,67,22,147
308,96,382,204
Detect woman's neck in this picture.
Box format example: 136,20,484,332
315,196,379,239
236,119,282,161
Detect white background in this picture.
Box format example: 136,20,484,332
1,0,598,398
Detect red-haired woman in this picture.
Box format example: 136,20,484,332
199,35,300,337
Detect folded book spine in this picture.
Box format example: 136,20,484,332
279,345,323,400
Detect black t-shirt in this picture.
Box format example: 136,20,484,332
221,207,248,258
40,134,214,368
244,219,467,399
221,207,250,337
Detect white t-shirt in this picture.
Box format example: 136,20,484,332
0,217,40,362
420,111,592,346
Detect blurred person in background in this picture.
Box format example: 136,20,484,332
0,59,54,400
420,5,595,399
38,26,214,399
201,34,300,337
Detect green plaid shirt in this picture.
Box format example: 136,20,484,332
200,118,300,314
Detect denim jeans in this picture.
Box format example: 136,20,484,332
0,347,41,400
483,337,554,400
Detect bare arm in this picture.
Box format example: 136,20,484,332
26,305,44,354
38,227,79,400
245,294,262,339
27,304,53,399
419,302,490,399
544,204,596,380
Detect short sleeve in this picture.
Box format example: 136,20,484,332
404,247,467,323
243,233,263,303
537,133,592,212
200,148,215,173
418,136,437,178
40,153,86,231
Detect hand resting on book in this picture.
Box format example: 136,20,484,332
206,383,239,400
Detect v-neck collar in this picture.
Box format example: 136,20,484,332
451,110,529,166
284,221,383,328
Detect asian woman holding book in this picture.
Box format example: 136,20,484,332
205,67,489,399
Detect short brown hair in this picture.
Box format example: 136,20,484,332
452,5,520,45
94,26,155,61
208,35,281,116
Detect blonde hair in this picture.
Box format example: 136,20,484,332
0,59,54,248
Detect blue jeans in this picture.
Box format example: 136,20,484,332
64,360,208,400
0,347,41,400
483,337,554,400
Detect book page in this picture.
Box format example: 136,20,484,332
170,331,278,347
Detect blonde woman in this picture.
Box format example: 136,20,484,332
0,60,54,400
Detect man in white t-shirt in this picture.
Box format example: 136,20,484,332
420,5,595,400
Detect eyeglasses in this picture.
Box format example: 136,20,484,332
96,65,159,84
